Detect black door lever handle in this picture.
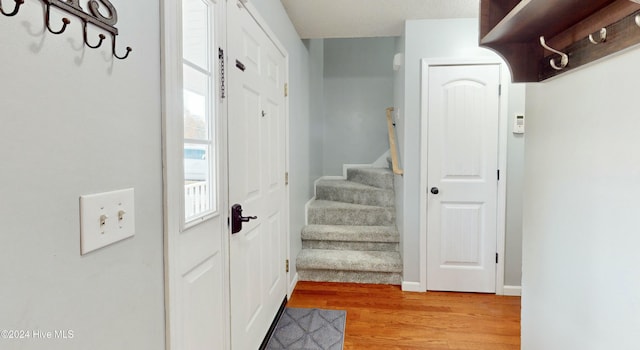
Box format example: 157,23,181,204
231,204,257,234
240,214,257,222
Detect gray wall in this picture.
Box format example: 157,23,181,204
396,18,525,286
393,36,406,261
522,47,640,350
505,84,525,286
322,38,395,175
251,0,322,286
0,1,164,349
308,39,325,179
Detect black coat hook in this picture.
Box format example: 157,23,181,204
45,4,70,34
83,23,106,49
111,35,131,60
0,0,24,16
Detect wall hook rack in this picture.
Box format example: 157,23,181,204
589,28,607,44
0,0,24,16
2,0,132,60
539,36,568,71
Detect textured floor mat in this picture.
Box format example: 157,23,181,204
266,308,346,350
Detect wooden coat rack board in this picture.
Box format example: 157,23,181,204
480,0,640,82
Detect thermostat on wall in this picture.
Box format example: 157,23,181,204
513,115,525,134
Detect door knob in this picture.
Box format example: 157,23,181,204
231,204,257,234
430,187,439,195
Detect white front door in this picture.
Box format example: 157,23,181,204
163,0,229,349
227,2,288,349
425,64,500,293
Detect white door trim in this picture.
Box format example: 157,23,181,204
237,0,292,299
419,57,509,294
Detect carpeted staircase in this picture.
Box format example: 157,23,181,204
296,167,402,285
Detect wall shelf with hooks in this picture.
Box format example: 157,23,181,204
480,0,640,82
0,0,132,60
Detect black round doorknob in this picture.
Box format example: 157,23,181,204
430,187,439,195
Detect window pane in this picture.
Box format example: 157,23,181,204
183,64,209,140
181,0,217,224
182,0,209,69
184,143,215,219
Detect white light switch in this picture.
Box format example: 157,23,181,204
80,188,135,255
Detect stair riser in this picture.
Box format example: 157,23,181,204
347,169,393,190
308,207,395,226
298,270,401,285
302,240,399,252
316,186,394,207
302,225,400,243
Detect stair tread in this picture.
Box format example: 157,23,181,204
297,249,402,273
302,224,399,242
347,167,394,189
349,167,393,175
316,179,391,192
309,199,388,210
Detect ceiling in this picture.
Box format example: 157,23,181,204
279,0,480,39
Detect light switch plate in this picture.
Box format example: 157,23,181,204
80,188,135,255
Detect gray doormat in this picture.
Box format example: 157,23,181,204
265,308,346,350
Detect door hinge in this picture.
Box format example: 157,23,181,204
286,259,289,273
219,48,225,99
497,169,500,181
496,253,499,264
498,84,502,96
285,172,289,185
284,83,288,97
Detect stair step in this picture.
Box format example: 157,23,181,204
316,179,394,207
302,224,399,242
297,249,402,272
296,249,402,285
347,167,394,190
302,224,399,251
308,200,395,226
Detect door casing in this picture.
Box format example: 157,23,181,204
416,58,509,294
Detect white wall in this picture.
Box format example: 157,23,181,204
522,47,640,349
398,18,525,286
0,1,164,349
322,38,395,175
250,0,321,286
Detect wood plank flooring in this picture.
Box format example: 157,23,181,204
287,282,521,350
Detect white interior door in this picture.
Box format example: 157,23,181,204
227,2,288,349
426,64,500,293
163,0,229,349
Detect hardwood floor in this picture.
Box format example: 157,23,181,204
287,282,521,350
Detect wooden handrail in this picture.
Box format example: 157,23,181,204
385,107,403,176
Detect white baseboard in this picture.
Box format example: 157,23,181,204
401,281,425,292
288,273,299,298
503,285,522,296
